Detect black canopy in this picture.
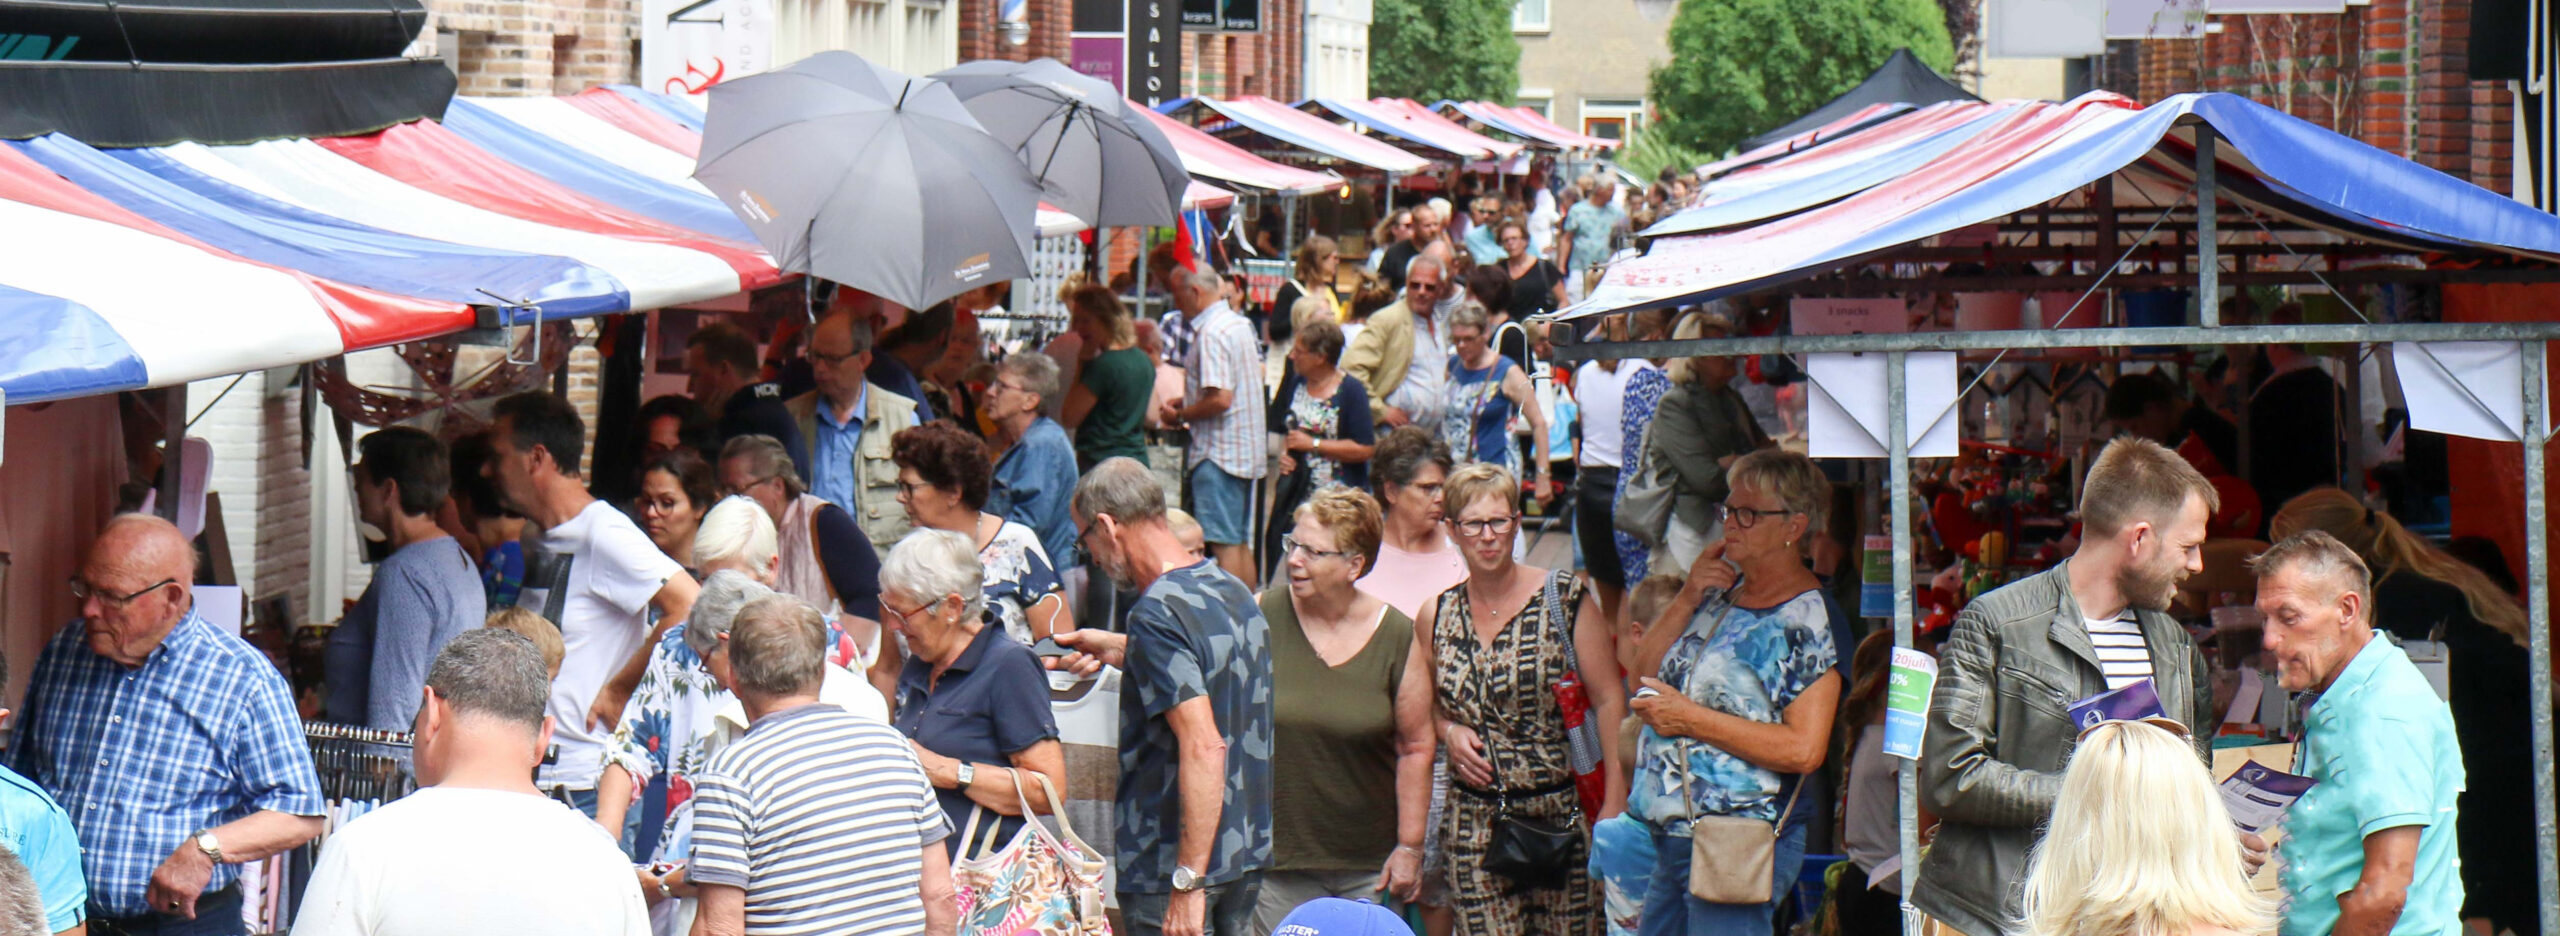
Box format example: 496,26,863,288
1738,48,1979,153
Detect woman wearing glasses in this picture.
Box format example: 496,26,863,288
890,421,1070,644
1251,487,1436,930
1642,311,1770,573
880,529,1067,858
1626,448,1841,936
1416,462,1627,934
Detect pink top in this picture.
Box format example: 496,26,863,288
1358,537,1471,622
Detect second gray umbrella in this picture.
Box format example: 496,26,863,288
932,57,1187,229
697,51,1042,312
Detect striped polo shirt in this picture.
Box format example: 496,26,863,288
2083,612,2153,690
689,703,952,936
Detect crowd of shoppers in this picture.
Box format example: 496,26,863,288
27,200,2519,936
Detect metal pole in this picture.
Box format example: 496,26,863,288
1284,195,1300,255
2196,129,2220,328
156,385,186,524
2523,339,2558,936
1889,350,1919,936
1132,226,1151,324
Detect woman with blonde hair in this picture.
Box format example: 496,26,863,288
2016,720,2276,936
1274,235,1343,339
2269,487,2535,936
1060,283,1153,470
1369,209,1413,273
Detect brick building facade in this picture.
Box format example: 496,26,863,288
2114,0,2513,195
423,0,639,96
1181,7,1303,99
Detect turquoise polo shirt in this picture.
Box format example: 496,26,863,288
2279,635,2465,936
0,763,85,931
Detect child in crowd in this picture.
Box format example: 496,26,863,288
1167,508,1207,562
484,607,565,681
1592,572,1683,936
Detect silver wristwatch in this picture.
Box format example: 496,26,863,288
955,762,977,788
194,830,224,865
1171,865,1205,892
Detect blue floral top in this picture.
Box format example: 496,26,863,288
1631,585,1838,833
1615,365,1671,583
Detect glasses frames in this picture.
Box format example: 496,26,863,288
70,576,177,606
1449,515,1519,537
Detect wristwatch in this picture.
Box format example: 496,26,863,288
193,830,224,865
954,762,977,788
1171,865,1205,892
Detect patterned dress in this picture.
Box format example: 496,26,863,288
977,519,1065,644
1431,569,1601,935
1615,367,1672,583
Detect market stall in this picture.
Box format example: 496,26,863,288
1551,89,2560,936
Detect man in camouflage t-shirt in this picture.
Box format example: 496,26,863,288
1057,458,1273,936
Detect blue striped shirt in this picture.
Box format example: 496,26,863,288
689,703,950,936
14,609,323,917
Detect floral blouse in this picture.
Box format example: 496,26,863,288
1629,586,1838,833
981,520,1066,645
602,621,864,865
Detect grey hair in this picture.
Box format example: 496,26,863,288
2249,530,2375,622
424,629,552,731
1445,301,1490,334
694,495,778,570
880,529,989,623
719,434,804,498
726,596,827,698
686,569,780,660
0,846,43,936
1405,253,1446,282
839,313,877,356
1071,456,1166,527
1181,266,1226,292
999,351,1061,403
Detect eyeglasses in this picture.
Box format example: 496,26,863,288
726,475,784,498
992,379,1034,399
1280,534,1352,563
70,577,176,606
1717,503,1796,530
1449,515,1519,537
895,478,937,499
807,348,857,367
880,595,945,629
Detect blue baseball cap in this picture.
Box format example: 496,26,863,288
1273,897,1407,936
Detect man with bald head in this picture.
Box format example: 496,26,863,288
785,312,922,551
15,514,322,933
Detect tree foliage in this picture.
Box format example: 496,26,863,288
1617,126,1709,185
1648,0,1954,155
1370,0,1521,105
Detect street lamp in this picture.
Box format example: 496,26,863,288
1001,0,1030,45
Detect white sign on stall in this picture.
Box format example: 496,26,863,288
1806,351,1962,459
1986,0,2106,58
2391,341,2550,442
641,0,774,97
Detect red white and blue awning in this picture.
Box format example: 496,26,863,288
1565,91,2560,318
0,86,782,403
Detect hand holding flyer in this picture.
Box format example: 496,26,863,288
2067,678,2173,734
2218,760,2317,835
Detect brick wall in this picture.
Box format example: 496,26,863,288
2120,0,2507,194
256,385,312,607
423,0,636,97
956,0,1073,63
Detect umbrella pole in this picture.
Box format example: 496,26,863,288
1133,226,1151,323
1283,195,1299,254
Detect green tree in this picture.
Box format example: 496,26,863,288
1370,0,1521,104
1648,0,1954,154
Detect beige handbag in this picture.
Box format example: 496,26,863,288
1674,603,1807,905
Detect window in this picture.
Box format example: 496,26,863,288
1513,0,1547,33
1516,94,1551,117
1582,99,1645,140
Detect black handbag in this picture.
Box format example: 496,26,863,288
1465,604,1585,891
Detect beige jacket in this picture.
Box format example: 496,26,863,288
785,383,919,550
1340,298,1419,402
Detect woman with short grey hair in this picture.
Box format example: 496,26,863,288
987,352,1082,567
598,567,886,934
880,529,1066,857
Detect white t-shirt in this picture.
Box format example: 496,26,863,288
536,500,684,789
1575,359,1653,468
290,787,649,936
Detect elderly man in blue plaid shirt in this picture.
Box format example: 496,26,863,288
14,514,322,934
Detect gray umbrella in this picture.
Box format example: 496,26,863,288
696,52,1042,312
931,57,1187,229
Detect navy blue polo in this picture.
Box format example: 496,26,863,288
893,620,1060,856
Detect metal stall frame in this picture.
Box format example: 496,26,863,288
1553,316,2560,936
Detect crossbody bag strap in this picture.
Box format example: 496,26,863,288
1675,598,1738,821
1545,570,1575,677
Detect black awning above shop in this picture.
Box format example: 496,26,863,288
0,0,427,63
0,56,454,146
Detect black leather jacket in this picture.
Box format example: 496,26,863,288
1910,560,2214,936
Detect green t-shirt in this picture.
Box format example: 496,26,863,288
1260,585,1414,871
1076,347,1154,466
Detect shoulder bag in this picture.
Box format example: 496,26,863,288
1676,601,1804,905
952,772,1112,936
1544,571,1607,821
1615,404,1675,547
1471,577,1585,890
